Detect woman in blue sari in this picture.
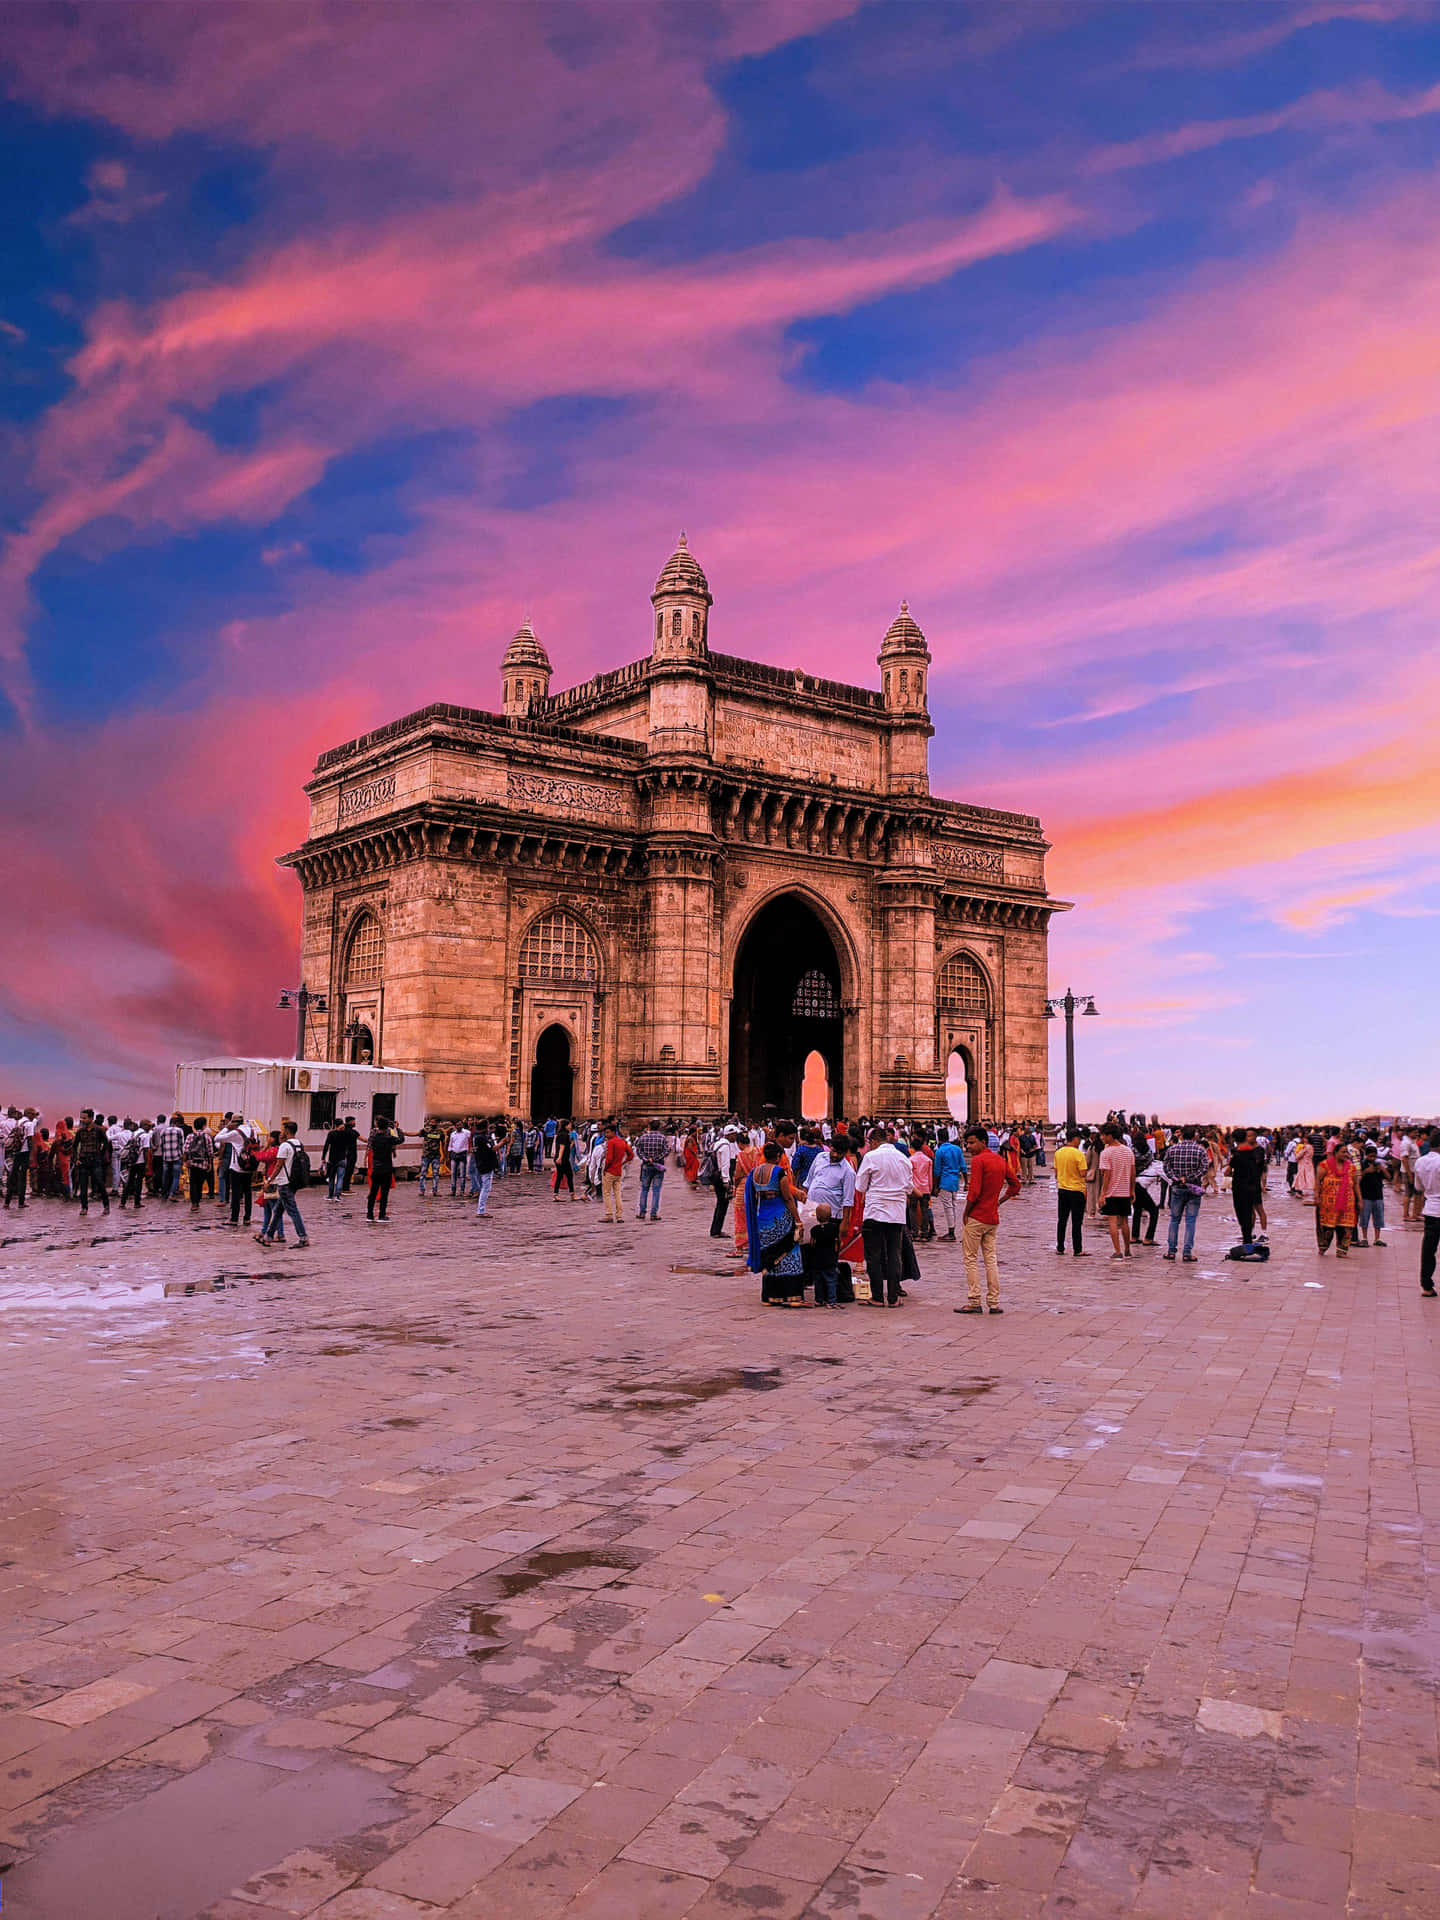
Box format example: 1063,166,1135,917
745,1141,806,1305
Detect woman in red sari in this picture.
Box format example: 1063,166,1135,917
51,1117,74,1199
1314,1141,1359,1256
682,1125,700,1189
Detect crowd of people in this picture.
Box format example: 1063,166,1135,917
4,1100,1438,1300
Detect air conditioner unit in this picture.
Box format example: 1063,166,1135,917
289,1068,315,1093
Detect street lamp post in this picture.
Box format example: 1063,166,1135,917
1044,988,1100,1133
277,984,328,1062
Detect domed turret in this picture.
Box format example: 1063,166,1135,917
878,600,932,795
651,532,712,664
500,619,551,717
878,600,930,715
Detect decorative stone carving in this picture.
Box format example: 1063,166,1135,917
934,842,1004,877
339,773,397,820
508,770,627,819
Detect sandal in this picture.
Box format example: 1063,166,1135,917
955,1303,983,1314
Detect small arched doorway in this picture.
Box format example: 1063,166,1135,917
800,1050,830,1121
349,1023,375,1066
729,894,845,1117
531,1024,574,1121
946,1046,977,1125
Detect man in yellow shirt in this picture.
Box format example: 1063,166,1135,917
1054,1127,1089,1257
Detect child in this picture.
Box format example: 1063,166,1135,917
808,1202,843,1309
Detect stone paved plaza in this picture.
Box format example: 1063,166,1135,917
1,1168,1437,1920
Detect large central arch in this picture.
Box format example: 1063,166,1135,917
728,892,845,1118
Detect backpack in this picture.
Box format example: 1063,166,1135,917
698,1148,718,1183
287,1143,312,1191
1225,1241,1270,1262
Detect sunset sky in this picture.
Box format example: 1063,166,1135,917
3,0,1438,1122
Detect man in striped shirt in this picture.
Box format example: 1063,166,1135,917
633,1122,671,1222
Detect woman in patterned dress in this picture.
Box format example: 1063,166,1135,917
745,1141,806,1305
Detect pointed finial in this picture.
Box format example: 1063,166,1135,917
677,530,688,548
900,598,909,615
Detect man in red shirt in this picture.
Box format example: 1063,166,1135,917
600,1123,634,1225
957,1126,1021,1315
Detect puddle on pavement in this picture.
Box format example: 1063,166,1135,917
462,1545,647,1662
1,1751,396,1920
0,1280,167,1312
587,1366,783,1411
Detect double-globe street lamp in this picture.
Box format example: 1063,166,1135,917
277,984,327,1062
1044,987,1100,1134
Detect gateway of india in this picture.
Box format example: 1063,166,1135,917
280,538,1066,1122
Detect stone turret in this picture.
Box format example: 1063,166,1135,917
650,532,711,664
647,533,713,756
878,601,932,795
500,620,551,717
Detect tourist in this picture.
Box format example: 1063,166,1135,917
1053,1125,1088,1256
50,1117,73,1199
543,1115,558,1161
107,1114,129,1196
731,1130,769,1255
185,1117,215,1211
633,1118,670,1222
466,1123,496,1217
1355,1148,1388,1248
319,1120,346,1199
745,1139,806,1305
583,1125,605,1201
1228,1128,1266,1246
1314,1140,1358,1257
256,1119,309,1248
856,1123,914,1309
1083,1129,1101,1218
1294,1135,1316,1202
1162,1126,1209,1262
444,1120,470,1197
932,1131,965,1241
418,1117,444,1197
909,1133,936,1241
72,1109,111,1216
117,1125,148,1210
957,1125,1020,1314
1018,1121,1038,1187
805,1136,857,1249
552,1121,577,1200
681,1122,701,1189
1132,1147,1163,1247
366,1114,405,1223
808,1202,844,1308
1415,1132,1440,1297
707,1130,738,1236
1098,1123,1135,1257
2,1113,30,1211
600,1122,632,1223
1400,1130,1423,1224
524,1122,542,1171
151,1113,184,1201
219,1117,257,1229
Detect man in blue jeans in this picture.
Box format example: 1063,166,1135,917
1162,1126,1209,1262
633,1119,670,1221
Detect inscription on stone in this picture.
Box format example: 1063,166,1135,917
339,773,397,820
934,841,1005,877
508,771,627,819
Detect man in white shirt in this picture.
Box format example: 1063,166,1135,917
1415,1132,1440,1298
1399,1133,1422,1224
258,1119,309,1248
804,1140,857,1223
855,1125,913,1308
447,1125,472,1198
708,1131,739,1237
108,1117,132,1196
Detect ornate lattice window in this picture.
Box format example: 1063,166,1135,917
937,951,989,1014
343,911,384,986
671,608,682,636
793,969,839,1019
518,911,599,984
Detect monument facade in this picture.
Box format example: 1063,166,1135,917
280,539,1068,1121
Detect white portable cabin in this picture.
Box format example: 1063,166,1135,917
173,1058,427,1171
